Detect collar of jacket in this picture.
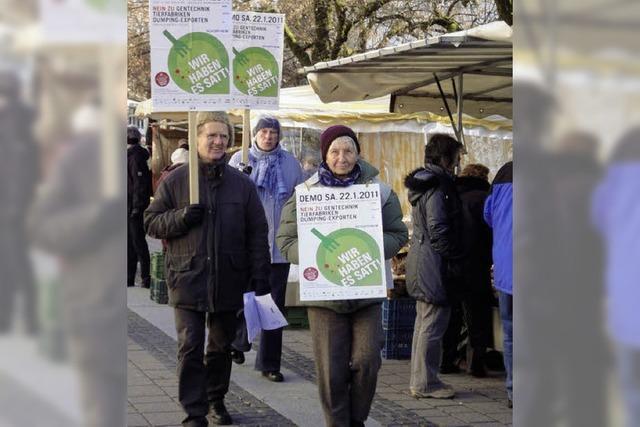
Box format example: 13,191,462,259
198,158,225,182
455,175,490,193
304,159,379,187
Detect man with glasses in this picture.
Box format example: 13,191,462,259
145,112,270,426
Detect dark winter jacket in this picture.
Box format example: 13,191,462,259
483,161,513,295
127,144,152,215
144,161,270,313
456,176,493,296
276,160,408,313
404,164,464,305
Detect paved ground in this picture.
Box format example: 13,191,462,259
128,287,512,427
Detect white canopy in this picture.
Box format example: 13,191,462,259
302,21,512,119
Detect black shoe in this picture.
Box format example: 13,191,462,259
508,399,513,409
210,400,232,425
141,277,151,289
230,350,245,365
350,420,365,427
440,364,461,374
470,366,488,378
262,371,284,382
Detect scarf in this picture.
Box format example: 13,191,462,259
317,161,361,187
248,143,289,202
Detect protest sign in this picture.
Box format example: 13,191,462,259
231,11,285,109
296,184,387,301
149,2,284,111
149,0,233,111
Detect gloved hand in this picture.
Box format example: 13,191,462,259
181,204,205,228
237,162,253,175
129,208,141,219
236,308,244,319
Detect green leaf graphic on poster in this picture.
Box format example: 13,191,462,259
165,31,230,94
233,47,279,97
313,228,382,287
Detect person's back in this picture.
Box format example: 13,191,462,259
404,133,464,400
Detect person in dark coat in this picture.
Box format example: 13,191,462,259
0,72,39,333
144,111,270,427
127,126,152,288
404,134,464,399
441,164,494,376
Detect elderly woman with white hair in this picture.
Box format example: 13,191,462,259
277,125,408,427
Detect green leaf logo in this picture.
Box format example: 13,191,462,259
232,47,279,97
313,228,382,287
165,31,230,94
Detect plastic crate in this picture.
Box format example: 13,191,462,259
150,277,168,305
382,298,416,329
150,251,165,280
382,327,414,360
285,307,309,329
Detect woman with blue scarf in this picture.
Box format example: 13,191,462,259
277,125,408,427
228,115,304,382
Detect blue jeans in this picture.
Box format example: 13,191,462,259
617,343,640,427
498,291,513,400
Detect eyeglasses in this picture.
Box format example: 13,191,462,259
206,133,229,142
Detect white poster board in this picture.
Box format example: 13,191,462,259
296,184,387,301
149,1,284,111
149,0,233,111
231,11,285,110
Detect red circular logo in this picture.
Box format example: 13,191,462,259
155,72,170,87
303,267,319,281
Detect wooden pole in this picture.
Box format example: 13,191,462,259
242,108,251,163
188,111,199,203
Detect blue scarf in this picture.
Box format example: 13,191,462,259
248,144,289,202
317,161,361,187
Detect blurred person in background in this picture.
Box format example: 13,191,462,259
404,134,465,399
145,111,270,427
591,128,640,427
548,131,606,427
29,102,126,427
443,163,494,377
0,70,39,334
277,125,408,427
127,125,152,288
483,161,513,408
302,152,320,180
228,115,304,382
158,139,189,184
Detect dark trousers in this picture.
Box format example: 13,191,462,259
442,293,493,370
174,308,237,426
442,302,464,367
127,215,150,287
254,263,290,372
308,304,383,427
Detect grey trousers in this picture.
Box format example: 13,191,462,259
308,304,384,427
409,301,451,393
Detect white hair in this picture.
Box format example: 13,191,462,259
329,136,358,152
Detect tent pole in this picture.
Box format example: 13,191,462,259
433,73,460,142
188,111,199,203
456,73,466,149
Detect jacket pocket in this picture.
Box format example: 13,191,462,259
169,254,192,272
